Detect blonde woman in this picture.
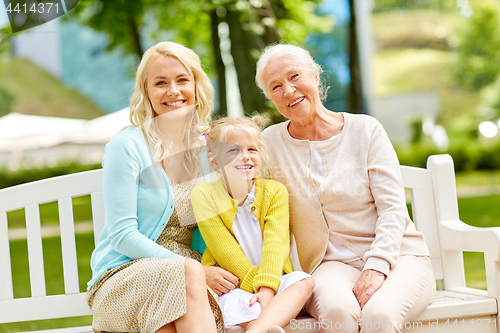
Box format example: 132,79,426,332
86,41,238,333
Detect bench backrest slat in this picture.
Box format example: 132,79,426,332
91,191,105,244
25,204,47,297
59,197,80,295
400,166,444,281
0,211,13,301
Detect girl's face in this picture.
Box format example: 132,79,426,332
146,56,196,117
214,131,262,187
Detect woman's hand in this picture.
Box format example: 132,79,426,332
203,266,239,296
352,269,386,309
249,286,275,310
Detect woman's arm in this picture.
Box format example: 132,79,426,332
363,121,408,275
103,132,180,260
191,186,258,292
353,120,405,307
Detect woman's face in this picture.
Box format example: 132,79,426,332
146,56,196,117
262,56,320,123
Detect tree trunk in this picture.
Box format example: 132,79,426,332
128,16,143,59
225,10,267,116
348,0,362,114
210,10,227,117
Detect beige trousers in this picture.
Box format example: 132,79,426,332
305,256,435,333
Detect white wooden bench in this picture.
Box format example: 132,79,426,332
1,154,499,332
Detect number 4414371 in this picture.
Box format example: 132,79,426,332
5,2,59,14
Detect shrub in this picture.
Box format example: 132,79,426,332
0,162,101,189
396,140,500,172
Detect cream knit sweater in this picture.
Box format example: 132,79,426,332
261,112,430,275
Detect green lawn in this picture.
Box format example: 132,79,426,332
458,194,500,228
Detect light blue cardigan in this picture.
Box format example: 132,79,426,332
88,127,213,289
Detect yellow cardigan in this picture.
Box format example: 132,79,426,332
191,177,294,293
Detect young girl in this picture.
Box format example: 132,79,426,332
191,116,315,333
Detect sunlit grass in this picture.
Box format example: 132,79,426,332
7,195,93,229
455,169,500,188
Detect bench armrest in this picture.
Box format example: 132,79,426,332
439,219,500,299
440,219,500,260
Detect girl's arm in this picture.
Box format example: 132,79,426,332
254,182,290,293
191,186,259,293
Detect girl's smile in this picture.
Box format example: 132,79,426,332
213,131,262,193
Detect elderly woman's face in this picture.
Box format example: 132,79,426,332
262,56,320,123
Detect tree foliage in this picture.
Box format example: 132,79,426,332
0,85,14,117
452,0,500,90
373,0,456,13
70,0,333,117
0,26,15,117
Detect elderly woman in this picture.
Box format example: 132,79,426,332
255,44,435,333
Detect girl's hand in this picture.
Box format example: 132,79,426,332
203,266,239,296
249,286,275,310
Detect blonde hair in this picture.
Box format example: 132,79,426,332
129,41,214,173
207,116,269,177
255,43,328,101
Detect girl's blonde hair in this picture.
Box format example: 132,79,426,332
207,116,269,176
129,41,214,173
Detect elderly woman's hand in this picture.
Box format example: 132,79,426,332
352,269,386,309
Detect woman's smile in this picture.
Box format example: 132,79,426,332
288,96,305,107
163,99,187,107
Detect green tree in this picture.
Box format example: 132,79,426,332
70,0,332,117
0,85,14,117
373,0,456,13
0,26,15,117
453,0,500,90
